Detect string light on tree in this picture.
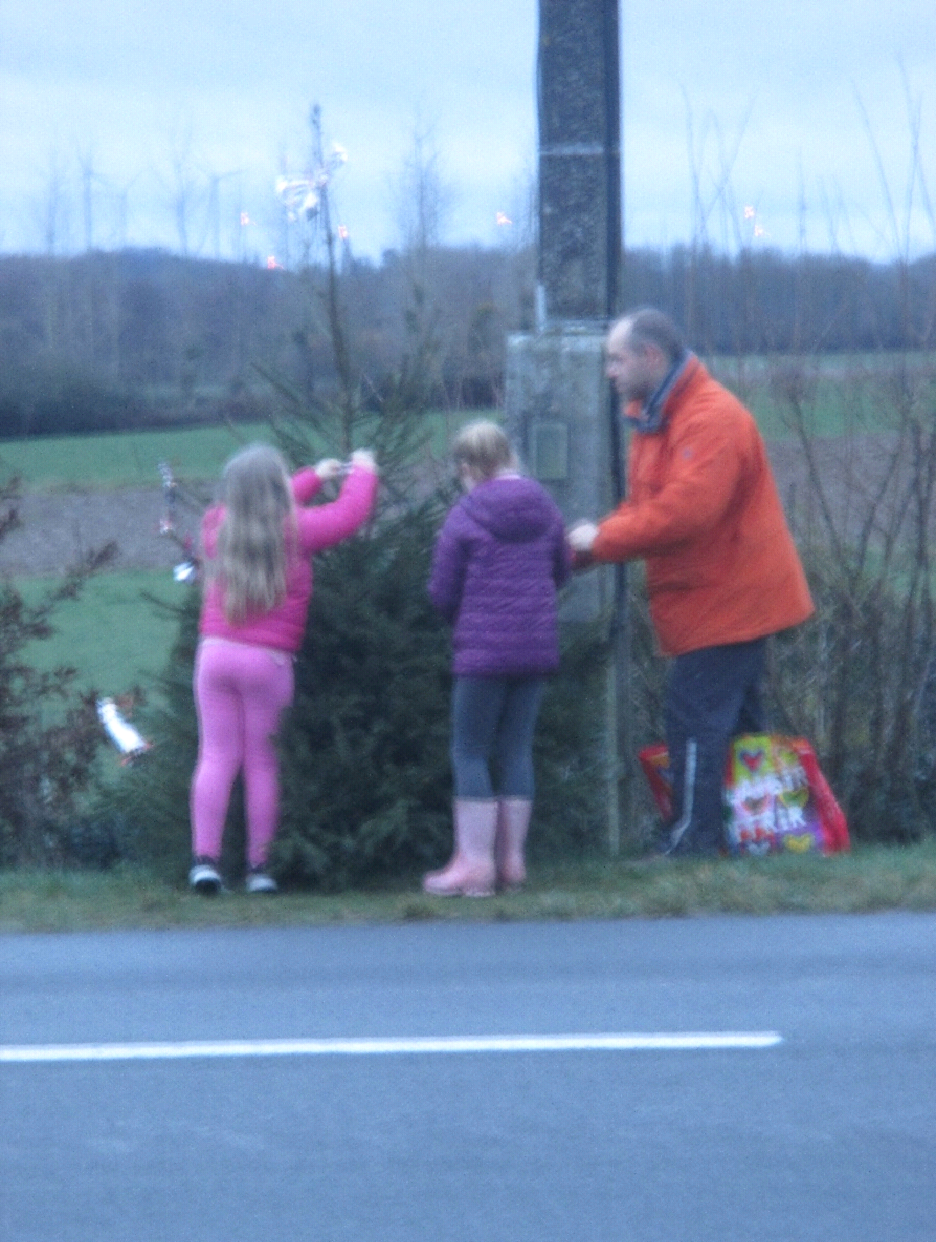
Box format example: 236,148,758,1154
275,143,348,223
744,204,769,240
157,461,197,581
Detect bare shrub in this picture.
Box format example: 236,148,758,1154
766,352,936,840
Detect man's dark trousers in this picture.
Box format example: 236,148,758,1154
663,638,767,855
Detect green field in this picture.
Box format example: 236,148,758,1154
4,361,921,495
20,570,184,698
710,351,936,440
0,409,472,493
0,422,276,491
2,355,932,492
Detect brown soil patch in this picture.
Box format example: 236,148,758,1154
0,488,204,578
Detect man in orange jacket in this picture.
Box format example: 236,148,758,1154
569,308,814,856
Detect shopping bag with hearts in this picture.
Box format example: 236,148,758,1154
638,734,850,856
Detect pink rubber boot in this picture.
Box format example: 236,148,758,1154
495,798,532,891
422,799,498,897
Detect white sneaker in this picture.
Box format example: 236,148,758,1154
245,870,278,895
189,859,222,894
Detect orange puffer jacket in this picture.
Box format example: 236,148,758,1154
592,358,814,656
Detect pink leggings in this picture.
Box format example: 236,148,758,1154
190,639,294,869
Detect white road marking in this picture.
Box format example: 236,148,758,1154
0,1032,782,1063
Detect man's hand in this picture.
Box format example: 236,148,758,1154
568,521,600,554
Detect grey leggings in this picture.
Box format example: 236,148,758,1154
451,675,546,799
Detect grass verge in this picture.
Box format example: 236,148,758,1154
3,841,936,935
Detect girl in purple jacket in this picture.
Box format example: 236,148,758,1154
189,443,378,894
424,421,572,896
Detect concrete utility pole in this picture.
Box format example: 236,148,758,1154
505,0,627,853
537,0,621,328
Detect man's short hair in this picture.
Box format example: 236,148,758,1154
618,309,685,366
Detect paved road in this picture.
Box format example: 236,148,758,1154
1,913,934,1241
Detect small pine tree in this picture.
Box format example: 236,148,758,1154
263,256,458,885
274,500,453,888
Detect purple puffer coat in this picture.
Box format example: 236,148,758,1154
428,475,572,677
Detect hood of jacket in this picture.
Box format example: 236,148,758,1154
461,475,557,543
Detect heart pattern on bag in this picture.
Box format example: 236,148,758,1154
738,747,765,773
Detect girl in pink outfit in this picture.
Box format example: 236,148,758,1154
189,443,378,894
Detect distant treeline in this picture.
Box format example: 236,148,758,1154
1,244,933,438
623,245,936,356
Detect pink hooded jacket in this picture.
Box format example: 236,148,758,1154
198,462,378,652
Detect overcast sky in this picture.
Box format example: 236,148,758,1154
2,0,935,264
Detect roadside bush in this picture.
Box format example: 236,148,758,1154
759,353,936,842
98,589,201,879
0,481,115,867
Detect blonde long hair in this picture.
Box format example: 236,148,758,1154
211,444,296,623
